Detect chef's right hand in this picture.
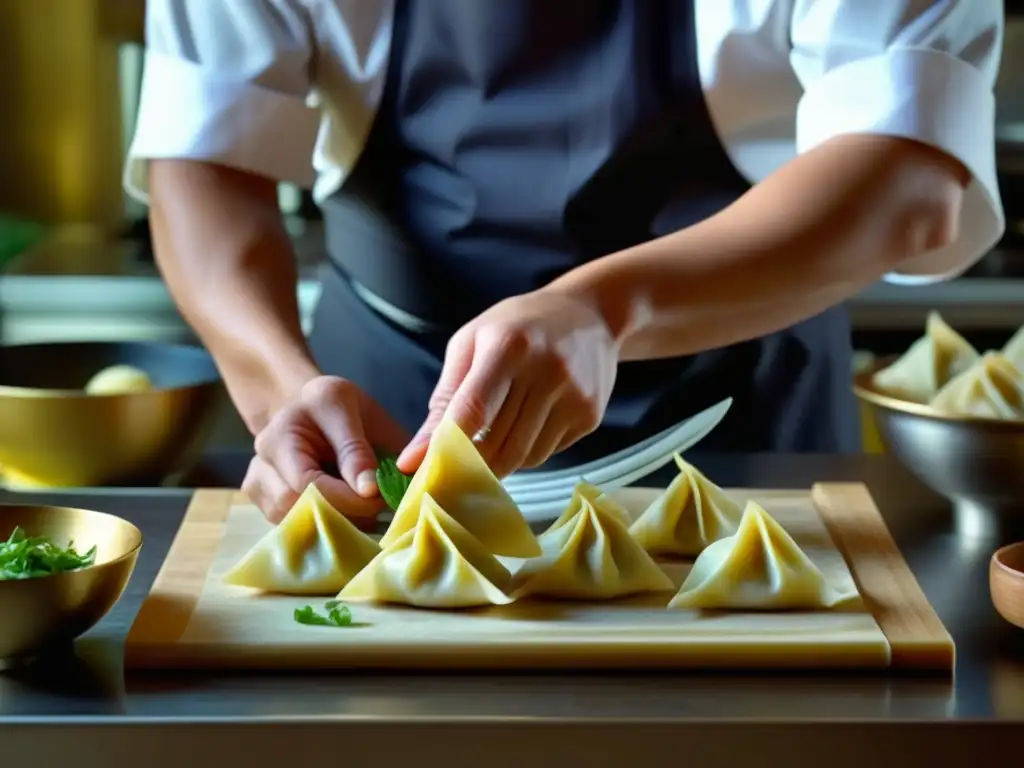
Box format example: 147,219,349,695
242,376,411,524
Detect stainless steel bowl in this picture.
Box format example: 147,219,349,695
0,341,222,487
854,357,1024,541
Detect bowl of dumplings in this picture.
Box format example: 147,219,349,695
854,312,1024,535
0,340,222,488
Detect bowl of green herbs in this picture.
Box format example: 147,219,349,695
0,504,141,666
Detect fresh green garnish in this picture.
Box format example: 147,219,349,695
374,450,413,512
294,600,355,628
0,526,97,581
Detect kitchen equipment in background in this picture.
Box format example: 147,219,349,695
991,540,1024,631
0,504,141,667
124,484,951,673
855,359,1024,543
0,217,45,271
0,341,222,487
0,0,125,229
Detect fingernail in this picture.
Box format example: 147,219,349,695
356,470,378,497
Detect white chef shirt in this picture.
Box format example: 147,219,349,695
125,0,1006,286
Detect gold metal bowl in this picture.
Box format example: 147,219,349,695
0,505,142,665
854,357,1024,540
0,341,222,487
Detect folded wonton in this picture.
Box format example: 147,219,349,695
872,311,979,404
513,483,673,601
223,483,381,595
379,415,540,558
628,454,743,557
930,352,1024,420
339,492,514,608
667,501,858,611
1003,325,1024,370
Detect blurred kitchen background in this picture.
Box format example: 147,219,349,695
1,0,1023,453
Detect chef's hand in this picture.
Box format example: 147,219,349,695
397,289,619,478
243,376,410,524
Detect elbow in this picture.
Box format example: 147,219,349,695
883,148,970,270
888,190,962,267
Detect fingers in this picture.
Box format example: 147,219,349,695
254,419,323,494
398,331,514,471
307,474,383,524
244,453,381,526
251,375,406,527
302,378,380,497
242,456,299,524
522,421,569,470
360,394,412,455
474,382,527,466
488,383,556,476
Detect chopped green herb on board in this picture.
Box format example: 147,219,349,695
294,600,356,628
374,451,413,512
0,526,97,581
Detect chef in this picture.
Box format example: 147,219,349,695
126,0,1004,522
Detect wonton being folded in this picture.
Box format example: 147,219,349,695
513,483,673,600
1003,325,1024,371
628,454,743,557
339,492,514,608
872,311,979,404
929,352,1024,420
379,415,540,558
667,501,857,611
223,483,381,595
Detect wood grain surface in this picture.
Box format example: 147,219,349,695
124,484,953,673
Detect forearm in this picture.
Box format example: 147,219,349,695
148,160,319,432
549,135,971,361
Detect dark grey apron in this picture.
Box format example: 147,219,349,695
309,0,861,469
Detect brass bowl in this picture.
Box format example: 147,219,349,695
0,505,142,665
854,357,1024,540
0,341,222,487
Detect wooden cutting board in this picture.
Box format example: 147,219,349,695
124,484,953,673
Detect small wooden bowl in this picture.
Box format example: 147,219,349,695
990,541,1024,629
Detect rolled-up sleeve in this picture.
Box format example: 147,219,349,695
789,0,1005,284
125,0,322,203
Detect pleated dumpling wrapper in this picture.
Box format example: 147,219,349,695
339,492,514,608
223,483,381,595
667,501,858,611
379,415,540,558
929,352,1024,420
1003,325,1024,370
628,453,743,557
871,311,979,404
513,482,674,600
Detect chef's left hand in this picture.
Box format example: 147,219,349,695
397,288,619,478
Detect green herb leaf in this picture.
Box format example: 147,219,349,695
376,456,412,512
0,526,97,581
293,605,331,626
327,604,353,627
294,601,357,628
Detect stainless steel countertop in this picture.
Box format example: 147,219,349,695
2,452,1023,767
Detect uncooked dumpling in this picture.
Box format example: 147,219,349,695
872,312,978,403
930,353,1024,420
85,365,154,394
339,492,514,608
223,483,380,595
1003,325,1024,369
667,501,857,610
513,482,673,600
379,415,540,558
628,454,743,557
